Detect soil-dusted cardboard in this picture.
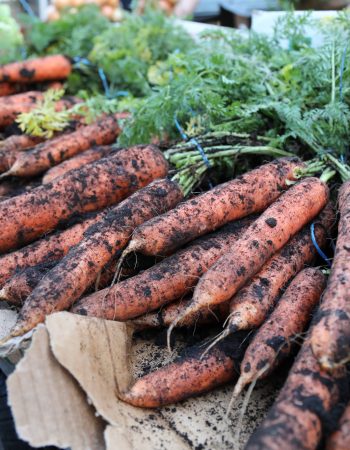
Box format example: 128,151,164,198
5,312,284,449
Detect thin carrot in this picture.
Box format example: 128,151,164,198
0,134,43,152
0,55,72,83
310,181,350,371
326,401,350,450
2,115,121,178
167,178,329,345
10,178,183,337
229,268,326,409
244,336,347,450
0,83,21,97
0,150,17,173
72,218,252,321
0,261,56,306
124,158,304,257
42,145,114,184
0,144,169,253
119,331,248,408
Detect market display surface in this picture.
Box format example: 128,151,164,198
1,4,350,449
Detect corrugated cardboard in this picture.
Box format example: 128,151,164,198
6,312,283,449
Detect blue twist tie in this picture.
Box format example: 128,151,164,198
72,56,92,66
310,222,332,267
98,67,110,98
19,0,36,18
340,43,348,101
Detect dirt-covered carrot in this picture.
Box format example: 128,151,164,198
0,134,43,152
42,145,114,184
168,178,329,342
0,55,72,84
231,268,326,405
0,145,168,253
0,150,17,173
0,261,57,306
10,178,183,337
0,82,21,97
244,337,347,450
119,331,248,408
125,158,303,257
0,211,106,287
72,218,252,321
3,115,121,178
310,181,350,371
326,401,350,450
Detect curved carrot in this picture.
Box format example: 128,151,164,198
42,145,114,183
0,145,168,253
4,115,121,178
168,178,329,341
10,178,183,336
0,134,43,152
326,401,350,450
310,181,350,371
0,55,72,83
72,218,252,321
245,336,347,450
126,158,304,257
119,332,248,408
231,268,326,405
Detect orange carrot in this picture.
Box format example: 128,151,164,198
3,115,121,178
230,268,326,407
72,218,252,321
125,158,304,257
9,178,183,336
326,401,350,450
244,336,347,450
167,178,329,343
42,145,114,184
310,181,350,371
0,150,17,173
119,331,248,408
0,134,43,152
0,82,21,97
0,145,168,253
0,55,72,83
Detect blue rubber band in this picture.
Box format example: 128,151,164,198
72,56,92,66
98,67,110,98
174,117,189,141
19,0,36,18
310,222,332,267
340,43,348,101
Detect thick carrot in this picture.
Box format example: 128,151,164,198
0,150,17,173
326,401,350,450
42,145,114,184
3,115,121,178
0,134,43,152
130,297,230,331
0,144,168,253
0,55,72,83
168,178,329,340
0,211,105,287
310,181,350,371
125,158,304,257
0,261,56,306
72,218,252,321
244,337,347,450
0,83,21,97
119,331,248,408
232,268,326,404
10,178,183,337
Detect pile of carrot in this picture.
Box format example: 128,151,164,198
2,55,350,450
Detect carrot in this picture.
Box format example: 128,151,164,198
0,261,57,306
244,336,347,450
0,211,106,287
10,178,183,337
3,115,121,178
119,331,248,408
42,145,114,184
230,268,326,408
72,218,253,321
0,55,72,84
0,82,21,97
167,177,329,345
125,158,304,257
326,401,350,450
0,150,17,173
0,144,169,253
0,134,43,152
310,181,350,371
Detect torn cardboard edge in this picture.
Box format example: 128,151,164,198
5,312,280,449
